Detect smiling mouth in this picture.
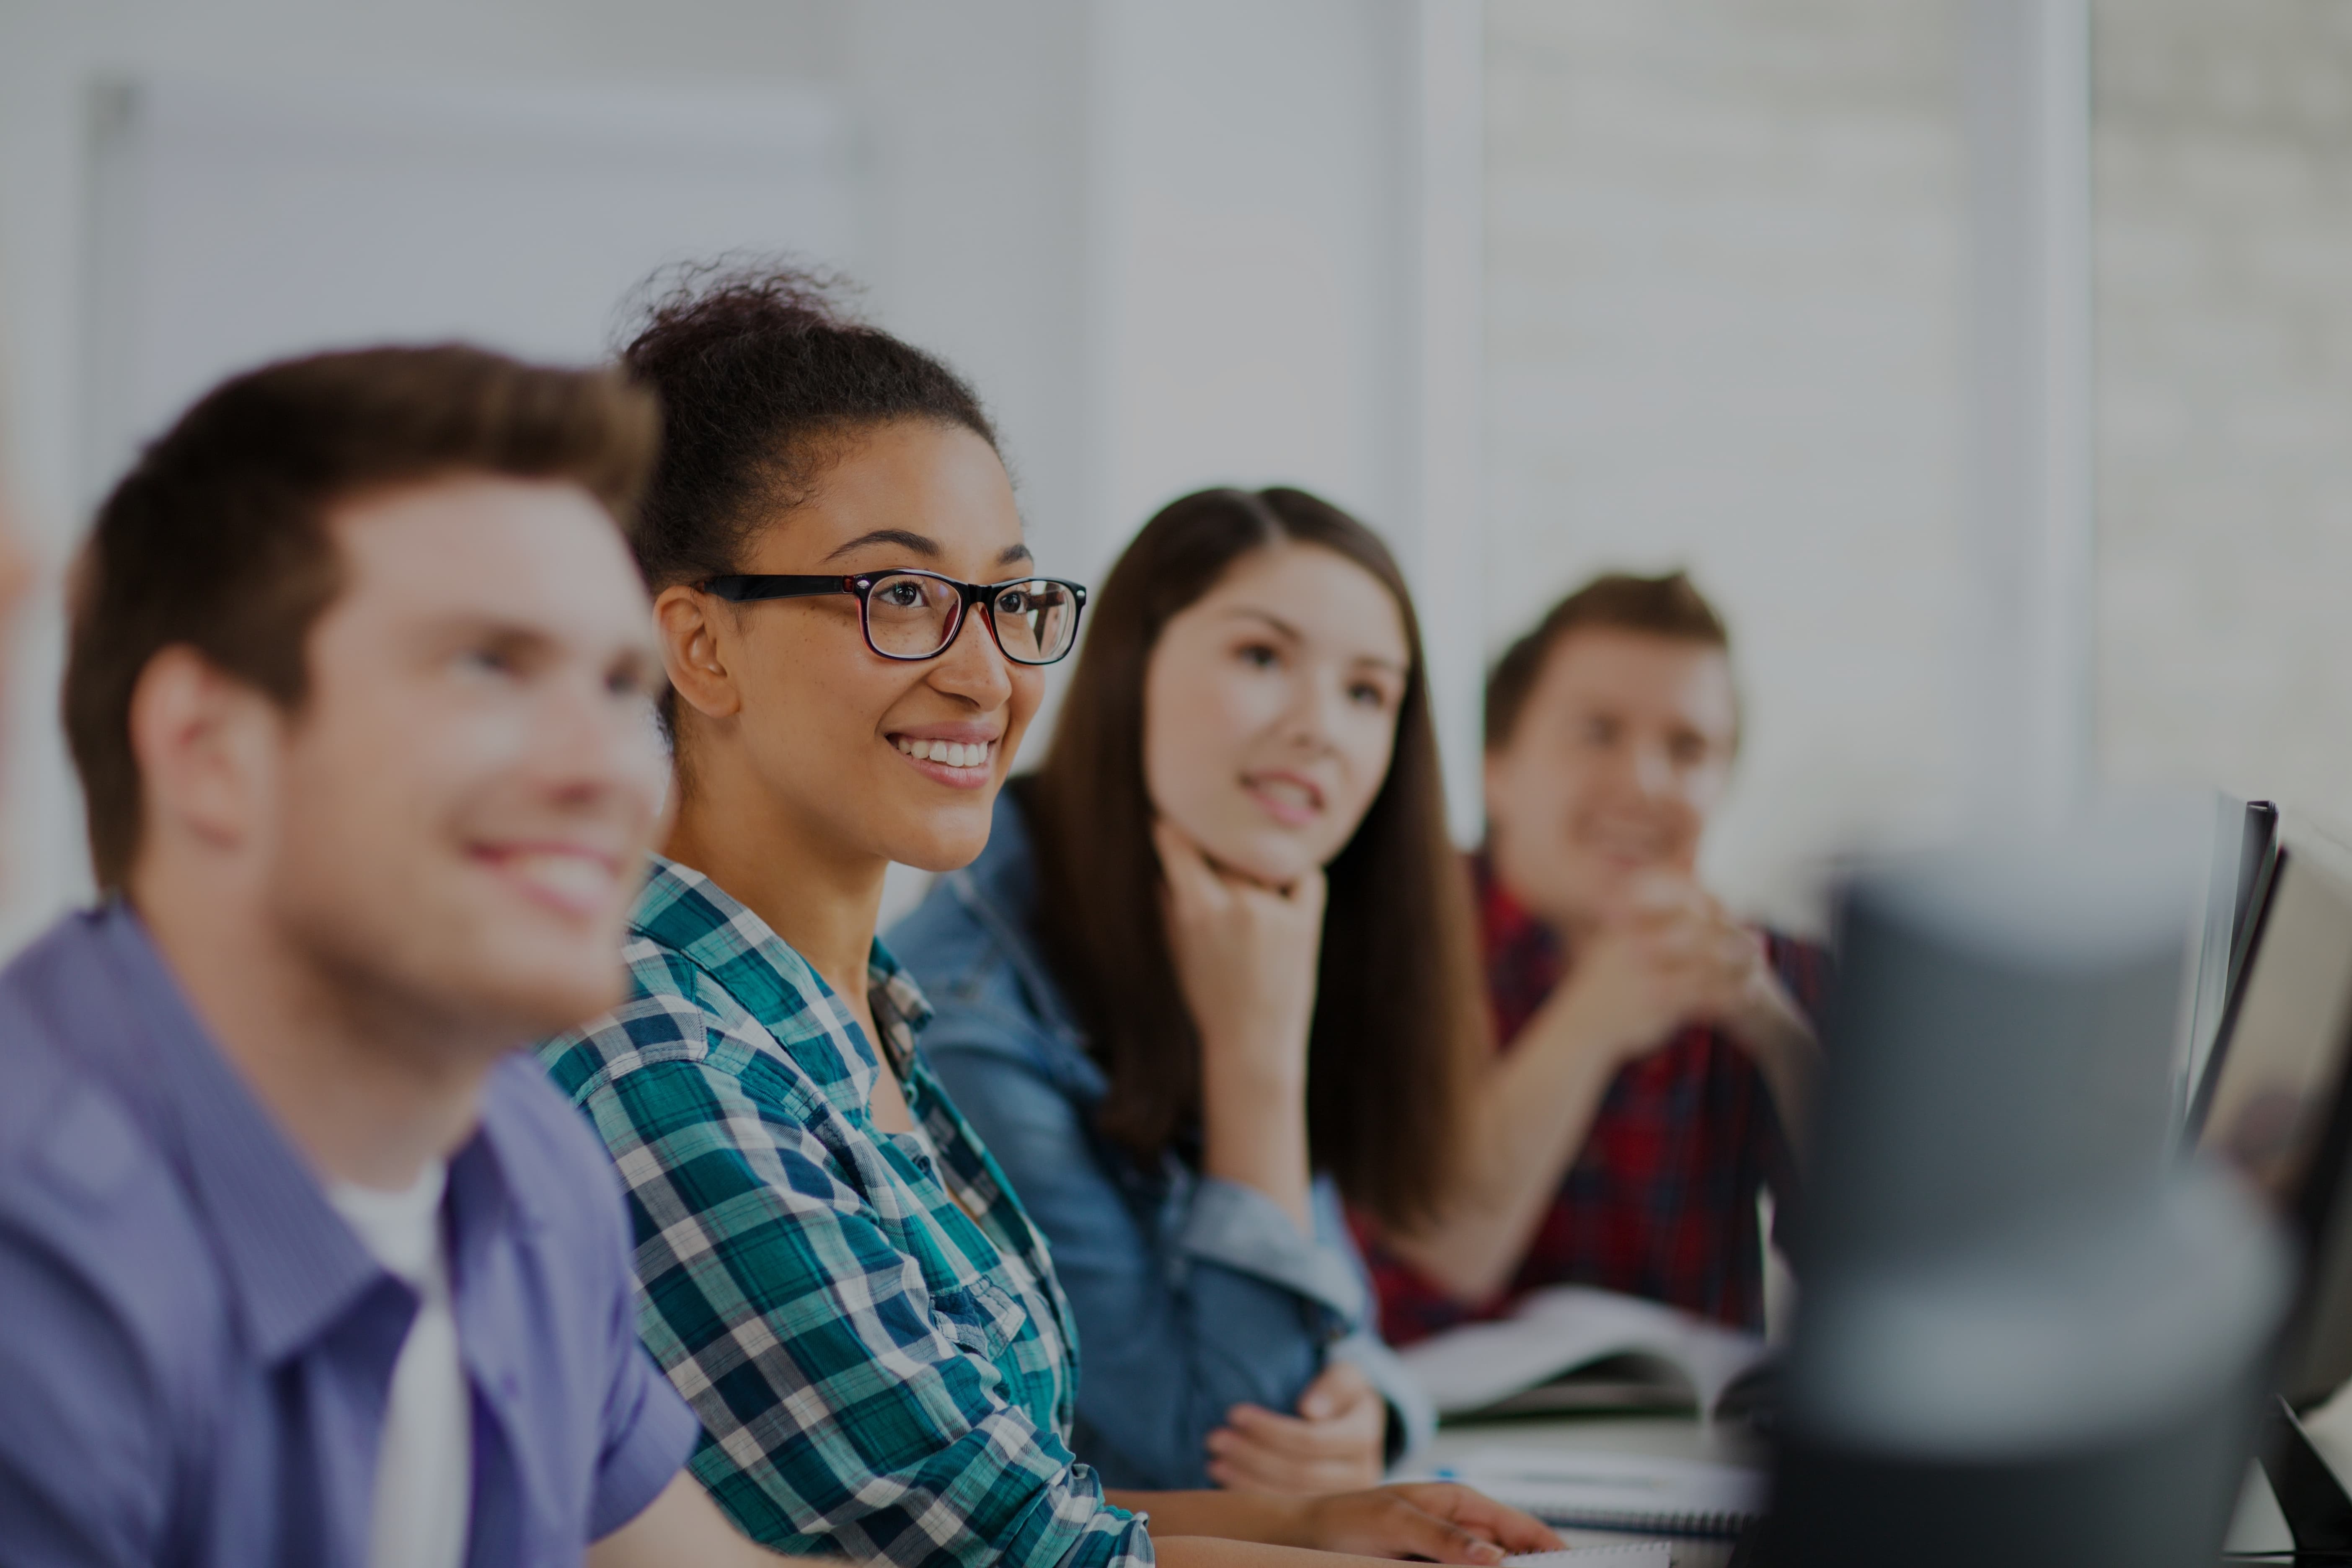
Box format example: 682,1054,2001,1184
1580,824,1672,863
478,847,624,916
1244,774,1324,827
892,735,998,774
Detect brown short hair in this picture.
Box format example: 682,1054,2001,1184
1025,487,1484,1227
1484,569,1731,752
64,344,660,890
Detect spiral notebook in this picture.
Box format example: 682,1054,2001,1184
1441,1447,1764,1540
1505,1545,1674,1567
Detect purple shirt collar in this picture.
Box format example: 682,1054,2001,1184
67,903,529,1361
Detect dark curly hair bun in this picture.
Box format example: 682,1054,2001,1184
618,259,999,599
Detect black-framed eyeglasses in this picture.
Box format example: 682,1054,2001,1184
699,570,1088,666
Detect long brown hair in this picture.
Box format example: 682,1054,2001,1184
1025,486,1483,1227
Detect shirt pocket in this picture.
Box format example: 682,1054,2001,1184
929,1276,1025,1364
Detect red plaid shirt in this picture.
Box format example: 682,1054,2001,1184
1356,853,1830,1343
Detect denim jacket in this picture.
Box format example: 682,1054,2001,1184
888,791,1434,1491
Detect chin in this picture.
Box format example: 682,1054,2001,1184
887,820,997,876
483,966,629,1038
1199,829,1320,888
450,927,630,1037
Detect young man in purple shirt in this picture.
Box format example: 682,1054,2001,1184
0,346,812,1566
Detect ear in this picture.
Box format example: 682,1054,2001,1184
128,645,283,861
654,585,743,723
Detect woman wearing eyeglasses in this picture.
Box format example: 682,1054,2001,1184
535,267,1554,1568
887,489,1482,1496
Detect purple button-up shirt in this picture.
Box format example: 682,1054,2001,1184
0,904,700,1567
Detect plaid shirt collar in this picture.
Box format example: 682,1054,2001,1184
1471,848,1569,1048
631,853,933,1104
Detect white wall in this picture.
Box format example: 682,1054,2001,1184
1482,0,1967,933
2094,0,2352,835
0,0,1463,946
0,0,868,947
0,0,1126,948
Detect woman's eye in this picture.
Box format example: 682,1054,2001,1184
995,589,1030,615
1238,643,1279,669
878,583,925,608
459,646,514,677
1349,682,1391,709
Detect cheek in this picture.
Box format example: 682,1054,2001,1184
1669,756,1732,824
1500,752,1592,838
1325,718,1399,833
1142,661,1255,817
746,633,886,765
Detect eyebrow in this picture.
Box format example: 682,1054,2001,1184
1225,606,1409,672
826,528,941,561
823,529,1034,571
1224,606,1304,641
422,613,660,667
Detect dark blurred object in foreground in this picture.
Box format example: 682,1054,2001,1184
1763,816,2288,1568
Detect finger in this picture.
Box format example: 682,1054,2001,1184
1619,871,1703,917
1370,1502,1509,1565
1214,1436,1377,1497
1220,1403,1357,1457
1203,1434,1321,1495
1392,1484,1564,1555
1296,1359,1370,1421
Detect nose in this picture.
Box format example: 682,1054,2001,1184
1282,671,1344,755
927,601,1015,709
1628,738,1676,798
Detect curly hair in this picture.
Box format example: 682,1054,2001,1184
615,261,1000,735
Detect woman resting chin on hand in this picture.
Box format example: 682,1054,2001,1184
537,273,1555,1568
893,488,1489,1495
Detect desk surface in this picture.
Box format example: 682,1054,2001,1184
1407,1416,1764,1568
1416,1413,2306,1563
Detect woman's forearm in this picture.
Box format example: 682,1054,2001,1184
1726,976,1822,1153
1199,1045,1314,1234
1106,1490,1306,1545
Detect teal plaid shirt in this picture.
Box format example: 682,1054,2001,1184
536,858,1151,1568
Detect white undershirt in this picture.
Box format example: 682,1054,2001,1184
328,1160,471,1568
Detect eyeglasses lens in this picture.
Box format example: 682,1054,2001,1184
866,573,964,657
991,580,1077,665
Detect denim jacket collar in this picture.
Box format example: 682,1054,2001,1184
938,790,1106,1101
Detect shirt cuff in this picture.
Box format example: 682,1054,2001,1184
588,1359,705,1540
1328,1328,1437,1467
1175,1177,1368,1322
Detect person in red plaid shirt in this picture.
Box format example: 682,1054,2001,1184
1357,571,1828,1343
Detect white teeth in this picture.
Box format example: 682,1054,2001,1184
896,737,992,769
507,852,616,904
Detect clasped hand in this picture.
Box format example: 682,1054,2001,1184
1550,872,1777,1067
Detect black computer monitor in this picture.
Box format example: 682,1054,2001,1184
2191,819,2352,1405
2181,796,2279,1134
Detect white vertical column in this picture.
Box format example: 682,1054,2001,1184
1961,0,2095,825
1403,0,1487,846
